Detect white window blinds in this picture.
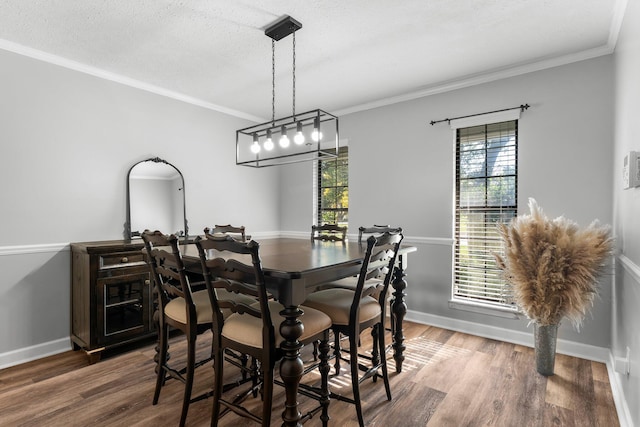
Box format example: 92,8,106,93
453,120,518,308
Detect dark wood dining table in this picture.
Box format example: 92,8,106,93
179,237,416,427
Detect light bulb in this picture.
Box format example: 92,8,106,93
264,129,274,151
311,118,323,142
250,133,261,154
311,129,323,142
294,121,305,145
279,125,290,148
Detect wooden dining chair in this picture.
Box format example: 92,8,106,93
328,225,402,290
194,234,333,427
337,225,403,327
309,225,402,363
314,225,402,315
204,224,247,242
303,231,404,427
311,223,347,242
141,230,216,427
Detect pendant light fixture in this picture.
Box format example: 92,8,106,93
236,15,340,167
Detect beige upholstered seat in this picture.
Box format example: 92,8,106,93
300,289,380,326
222,300,331,348
303,231,403,427
163,289,213,324
195,234,332,427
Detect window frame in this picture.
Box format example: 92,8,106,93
450,110,521,314
315,146,348,227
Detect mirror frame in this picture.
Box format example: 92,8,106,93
124,157,188,240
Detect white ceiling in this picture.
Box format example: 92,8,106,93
0,1,627,122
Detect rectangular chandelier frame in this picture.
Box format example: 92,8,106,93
236,109,339,168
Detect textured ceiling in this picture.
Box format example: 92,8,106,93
0,1,627,122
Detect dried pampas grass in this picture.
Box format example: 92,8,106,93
494,198,613,328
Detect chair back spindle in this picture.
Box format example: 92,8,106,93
204,224,247,242
311,224,347,242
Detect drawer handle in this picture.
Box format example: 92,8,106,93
121,257,129,263
145,280,151,286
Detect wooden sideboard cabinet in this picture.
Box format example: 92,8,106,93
71,240,155,362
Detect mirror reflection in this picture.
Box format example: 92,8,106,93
125,157,188,239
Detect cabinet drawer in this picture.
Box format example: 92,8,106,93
100,252,146,269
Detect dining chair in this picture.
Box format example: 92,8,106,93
311,223,347,242
204,224,247,242
141,230,216,427
309,225,401,363
194,234,333,427
335,225,403,329
303,231,404,427
326,225,402,291
312,225,403,350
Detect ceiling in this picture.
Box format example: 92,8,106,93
0,1,627,122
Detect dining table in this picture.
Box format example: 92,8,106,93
179,236,417,427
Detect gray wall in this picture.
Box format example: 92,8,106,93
0,48,280,362
613,0,640,425
280,55,615,349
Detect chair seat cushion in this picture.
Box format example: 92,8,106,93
165,289,213,325
303,288,381,326
222,301,331,349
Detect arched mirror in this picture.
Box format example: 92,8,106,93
124,157,188,239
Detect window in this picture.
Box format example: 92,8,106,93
317,147,348,226
453,120,518,309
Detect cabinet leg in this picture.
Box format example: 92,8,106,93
86,348,104,365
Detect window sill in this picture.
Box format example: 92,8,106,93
448,299,521,319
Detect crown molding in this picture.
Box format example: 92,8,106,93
609,0,630,48
0,39,264,122
334,44,614,117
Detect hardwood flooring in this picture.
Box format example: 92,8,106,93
0,322,619,426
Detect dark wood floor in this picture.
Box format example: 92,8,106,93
0,322,619,426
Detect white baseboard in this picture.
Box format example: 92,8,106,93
607,352,634,427
0,337,72,370
405,309,609,362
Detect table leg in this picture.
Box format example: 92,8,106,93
279,305,305,427
391,257,408,373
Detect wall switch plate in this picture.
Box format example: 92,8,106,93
623,151,640,189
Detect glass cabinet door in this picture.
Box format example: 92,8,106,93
97,272,152,345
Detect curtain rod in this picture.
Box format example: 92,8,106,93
430,104,530,126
